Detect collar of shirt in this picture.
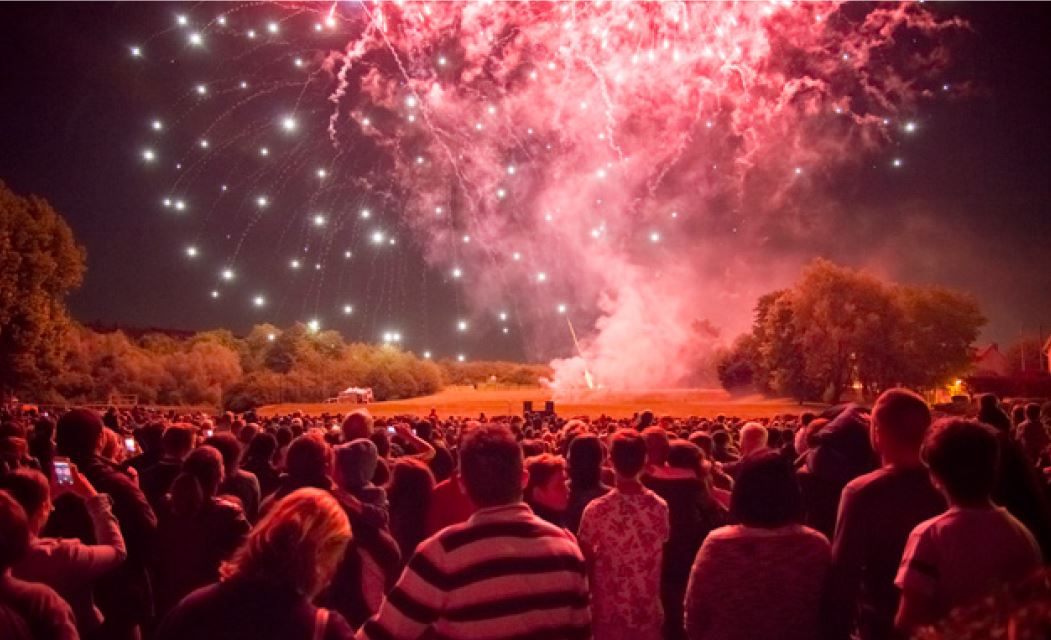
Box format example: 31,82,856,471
466,502,533,525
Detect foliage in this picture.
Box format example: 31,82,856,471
438,359,553,387
0,182,85,399
717,259,986,402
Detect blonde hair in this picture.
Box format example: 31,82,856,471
221,488,350,597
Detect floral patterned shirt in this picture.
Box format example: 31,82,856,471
578,485,670,630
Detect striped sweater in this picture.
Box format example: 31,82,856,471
357,502,591,640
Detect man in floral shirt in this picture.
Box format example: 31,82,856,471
579,429,670,640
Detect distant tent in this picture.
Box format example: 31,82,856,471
336,387,374,403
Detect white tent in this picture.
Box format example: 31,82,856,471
336,386,374,403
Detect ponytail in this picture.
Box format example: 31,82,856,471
170,445,224,518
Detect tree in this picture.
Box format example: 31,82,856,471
0,182,85,398
897,285,985,387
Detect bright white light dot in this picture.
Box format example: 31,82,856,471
434,206,443,215
290,259,301,269
220,185,228,192
361,117,371,126
130,46,142,57
174,200,186,211
195,84,207,95
502,327,509,334
282,117,296,131
256,196,268,207
239,81,249,90
405,96,418,108
162,198,172,207
649,231,661,243
371,230,385,244
210,290,220,299
671,211,679,219
221,269,235,281
313,214,326,227
216,15,226,26
388,238,396,245
325,16,336,28
904,121,918,133
406,114,416,123
496,188,507,199
253,295,266,307
451,268,463,279
188,32,203,46
705,120,713,128
536,272,547,283
344,250,352,259
316,168,327,179
590,228,601,239
142,149,156,162
293,57,303,68
596,168,607,179
512,252,521,261
343,304,353,315
423,351,432,359
415,156,424,165
457,354,466,363
259,147,269,156
557,303,567,314
267,333,276,341
246,30,256,39
544,213,553,222
307,319,320,333
175,163,182,170
457,320,468,332
360,209,371,219
199,139,209,149
474,122,484,131
267,22,279,34
942,83,950,91
176,14,188,26
437,56,447,66
314,23,323,32
506,165,516,175
794,166,802,175
462,235,471,244
185,246,198,258
498,312,508,321
892,158,903,168
151,120,163,131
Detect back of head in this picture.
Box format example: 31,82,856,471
636,410,655,430
138,421,166,452
525,453,566,498
341,411,373,441
567,434,604,489
609,429,647,478
923,418,1000,506
688,432,714,457
286,433,332,483
221,488,350,597
642,426,670,466
1024,402,1041,422
730,449,803,528
739,422,769,456
459,424,523,508
0,469,49,529
204,432,243,473
170,445,225,517
872,388,931,454
0,491,30,570
388,458,435,508
333,439,378,490
245,431,277,462
56,408,104,460
667,441,704,476
161,424,196,459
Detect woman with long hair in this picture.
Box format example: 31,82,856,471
386,458,435,558
565,434,611,534
154,446,250,618
157,488,355,640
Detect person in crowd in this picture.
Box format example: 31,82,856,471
153,446,250,618
423,423,478,536
122,421,165,475
1016,402,1050,464
358,424,590,640
711,430,739,463
273,426,293,470
262,432,335,512
414,420,455,483
642,425,672,476
722,422,768,479
645,440,726,640
579,429,669,640
0,491,79,640
0,466,126,636
240,432,280,499
333,438,389,517
565,434,611,534
49,409,156,640
685,450,830,640
156,488,355,640
138,424,195,512
386,458,434,559
825,388,946,640
524,453,571,527
27,417,56,476
206,433,262,522
895,418,1043,634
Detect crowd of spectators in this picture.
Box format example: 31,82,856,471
0,390,1049,639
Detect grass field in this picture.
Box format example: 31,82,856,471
258,386,816,419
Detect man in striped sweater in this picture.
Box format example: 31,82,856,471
357,423,592,640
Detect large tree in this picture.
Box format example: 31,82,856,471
0,182,85,399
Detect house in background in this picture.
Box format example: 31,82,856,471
973,343,1011,377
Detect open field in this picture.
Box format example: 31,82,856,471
258,386,817,419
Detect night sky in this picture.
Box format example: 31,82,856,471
1,2,1050,365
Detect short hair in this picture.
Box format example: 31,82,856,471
739,422,769,452
221,488,350,597
459,424,523,507
525,454,566,499
341,411,373,441
667,441,706,478
136,421,166,452
285,433,331,483
872,388,932,449
1025,402,1041,422
609,429,647,478
56,408,104,459
204,433,243,472
688,432,714,457
729,450,804,528
642,426,670,465
0,468,49,521
0,490,30,570
161,424,196,458
245,431,277,462
923,418,999,504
